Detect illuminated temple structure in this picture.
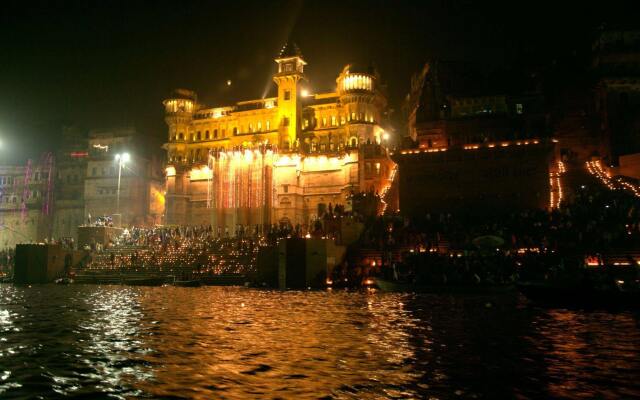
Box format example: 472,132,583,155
163,44,397,229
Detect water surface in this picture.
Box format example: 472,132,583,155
1,284,639,399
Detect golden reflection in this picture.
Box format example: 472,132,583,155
531,309,640,399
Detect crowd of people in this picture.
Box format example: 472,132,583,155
341,180,640,285
3,164,639,287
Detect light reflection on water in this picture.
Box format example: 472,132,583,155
0,284,639,399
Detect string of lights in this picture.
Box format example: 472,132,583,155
549,160,565,209
379,164,398,215
586,160,640,198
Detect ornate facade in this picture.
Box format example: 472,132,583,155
163,44,397,229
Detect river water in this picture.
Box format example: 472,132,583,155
0,284,639,399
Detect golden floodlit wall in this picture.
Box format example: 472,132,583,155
163,46,396,230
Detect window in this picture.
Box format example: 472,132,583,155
341,116,345,125
205,130,210,139
283,117,289,126
178,133,184,140
322,117,327,127
285,63,293,72
233,127,238,135
266,121,270,130
92,167,97,176
214,129,218,139
197,131,202,140
331,115,336,126
350,137,357,147
222,128,226,137
351,112,356,121
284,90,291,101
516,103,523,114
258,121,262,131
249,123,254,132
283,184,289,193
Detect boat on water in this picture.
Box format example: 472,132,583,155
124,277,167,286
173,280,202,287
517,281,640,308
374,278,515,294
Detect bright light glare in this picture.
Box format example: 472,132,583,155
382,132,390,141
115,152,131,163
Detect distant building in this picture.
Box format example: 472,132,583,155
592,27,640,166
51,126,88,240
405,61,547,150
0,159,54,249
85,127,164,226
163,43,397,229
396,61,556,215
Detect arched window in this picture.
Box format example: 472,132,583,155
214,129,218,138
257,121,262,131
233,127,238,135
350,137,357,147
196,131,201,141
205,130,210,139
179,133,184,140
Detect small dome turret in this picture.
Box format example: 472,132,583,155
163,89,197,114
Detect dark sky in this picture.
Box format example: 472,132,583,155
0,0,635,163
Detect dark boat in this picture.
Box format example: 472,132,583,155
125,277,166,286
375,278,515,294
173,280,202,287
517,281,640,308
200,274,247,286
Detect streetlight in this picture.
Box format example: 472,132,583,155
115,152,130,223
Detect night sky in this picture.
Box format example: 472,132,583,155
0,0,634,163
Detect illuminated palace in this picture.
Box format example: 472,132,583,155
163,44,397,229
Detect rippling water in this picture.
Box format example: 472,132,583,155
1,284,639,399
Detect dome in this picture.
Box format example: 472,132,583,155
278,42,303,59
343,63,377,76
170,88,196,101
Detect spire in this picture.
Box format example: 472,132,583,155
278,42,303,59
